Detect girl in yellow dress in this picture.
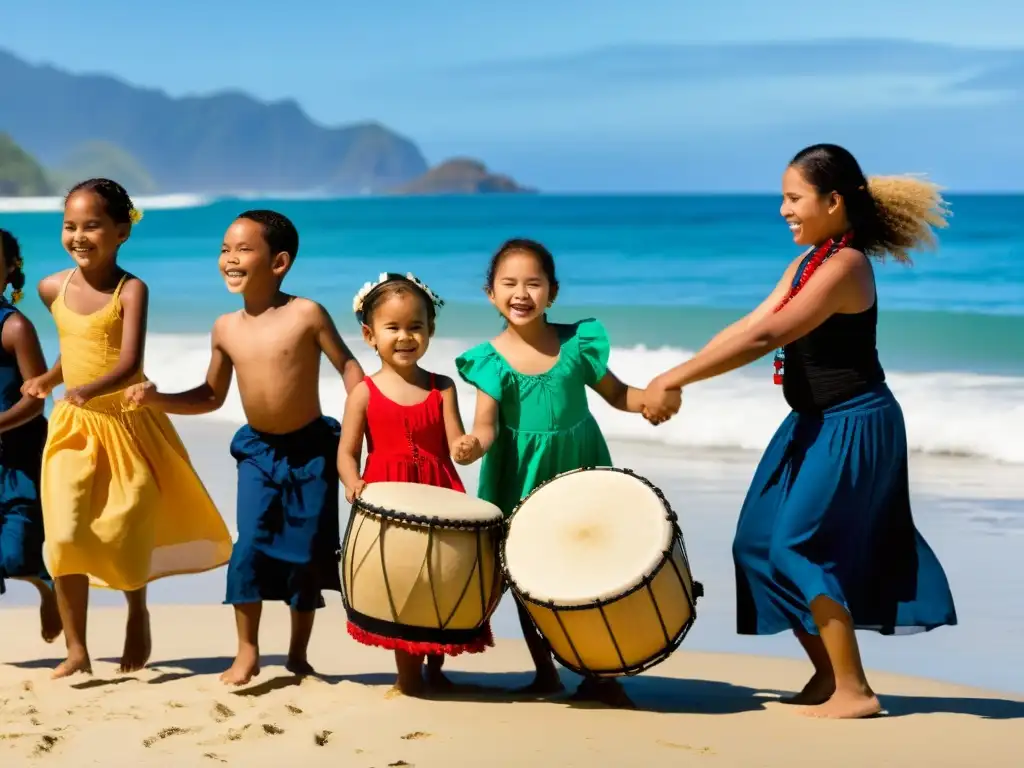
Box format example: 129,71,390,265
22,179,233,678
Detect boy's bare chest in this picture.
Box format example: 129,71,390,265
225,319,315,371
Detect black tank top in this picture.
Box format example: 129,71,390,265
781,254,885,413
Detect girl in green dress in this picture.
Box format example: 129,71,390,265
453,238,666,705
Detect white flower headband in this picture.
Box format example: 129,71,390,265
352,271,445,323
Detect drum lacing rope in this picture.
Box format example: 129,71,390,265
596,602,629,673
550,610,585,670
354,502,504,533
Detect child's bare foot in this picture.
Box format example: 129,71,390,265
52,652,91,679
119,608,152,673
392,673,426,698
425,668,456,691
220,648,260,686
285,655,316,677
799,689,883,719
38,585,63,643
780,672,836,705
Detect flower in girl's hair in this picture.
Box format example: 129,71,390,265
129,207,144,225
405,272,445,311
11,289,23,304
352,281,375,315
352,271,445,319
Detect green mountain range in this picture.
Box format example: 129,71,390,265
0,49,429,195
0,133,52,196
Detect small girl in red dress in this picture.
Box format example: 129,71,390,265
338,272,488,695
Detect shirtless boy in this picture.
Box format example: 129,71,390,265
125,210,363,685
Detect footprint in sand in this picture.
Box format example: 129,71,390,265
400,732,431,741
211,703,236,723
142,726,193,748
313,730,332,746
656,739,714,755
203,753,227,763
33,734,59,756
221,722,285,742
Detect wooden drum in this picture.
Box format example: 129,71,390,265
340,482,504,653
502,467,703,676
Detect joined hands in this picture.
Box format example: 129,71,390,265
20,374,56,400
641,377,682,426
123,381,157,407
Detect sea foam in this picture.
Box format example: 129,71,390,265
0,193,212,213
124,334,1024,466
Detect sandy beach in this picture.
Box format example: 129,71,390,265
3,419,1023,766
2,603,1022,767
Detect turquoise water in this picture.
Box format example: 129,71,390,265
3,194,1023,462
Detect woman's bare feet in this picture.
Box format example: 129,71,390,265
220,646,260,686
52,652,91,679
120,608,151,673
799,689,883,719
35,582,63,643
780,672,836,706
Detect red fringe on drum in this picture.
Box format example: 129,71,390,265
346,621,494,656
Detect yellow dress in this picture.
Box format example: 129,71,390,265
41,270,232,591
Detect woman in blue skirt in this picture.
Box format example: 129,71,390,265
0,229,61,643
642,144,957,719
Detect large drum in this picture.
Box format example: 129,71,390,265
340,482,504,652
502,467,702,677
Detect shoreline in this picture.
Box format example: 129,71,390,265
2,604,1021,767
3,418,1023,697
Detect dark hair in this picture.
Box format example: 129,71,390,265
237,209,300,262
485,238,559,299
789,144,949,262
66,178,135,225
358,275,437,327
0,229,25,303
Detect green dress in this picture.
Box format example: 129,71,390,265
455,318,613,517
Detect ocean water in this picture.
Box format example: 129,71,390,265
3,193,1023,463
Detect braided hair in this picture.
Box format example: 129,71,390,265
0,229,25,304
66,178,137,226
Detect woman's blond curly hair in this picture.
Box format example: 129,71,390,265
864,175,950,263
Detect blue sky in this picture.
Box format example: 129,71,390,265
3,2,1022,191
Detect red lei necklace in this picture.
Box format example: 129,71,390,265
771,231,854,385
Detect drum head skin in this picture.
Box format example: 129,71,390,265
359,482,503,526
504,468,674,606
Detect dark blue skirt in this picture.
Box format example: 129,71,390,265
224,416,342,612
0,417,50,595
733,384,957,636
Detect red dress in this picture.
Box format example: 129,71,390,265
346,374,493,655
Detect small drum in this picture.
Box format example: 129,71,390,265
502,467,702,677
340,482,504,652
